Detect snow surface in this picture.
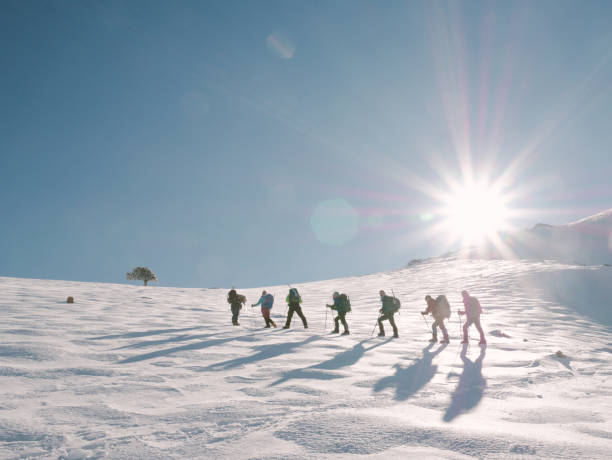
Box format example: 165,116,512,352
1,258,612,458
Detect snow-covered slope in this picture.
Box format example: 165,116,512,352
462,208,612,266
2,258,612,458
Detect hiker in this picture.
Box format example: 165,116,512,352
283,287,308,329
252,290,276,328
227,289,246,326
421,295,450,343
327,291,350,335
458,290,486,345
377,290,399,337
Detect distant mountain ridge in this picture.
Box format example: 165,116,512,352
468,208,612,265
410,209,612,267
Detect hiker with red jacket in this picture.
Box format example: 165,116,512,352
421,295,450,343
459,290,486,345
252,290,276,328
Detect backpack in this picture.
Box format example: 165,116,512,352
392,297,401,313
262,293,274,309
288,288,300,304
338,293,351,312
436,295,451,319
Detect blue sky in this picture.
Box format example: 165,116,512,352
1,0,611,288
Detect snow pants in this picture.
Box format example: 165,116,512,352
285,304,308,328
463,316,485,342
378,312,398,336
333,311,349,333
231,304,241,325
261,307,276,327
432,317,449,340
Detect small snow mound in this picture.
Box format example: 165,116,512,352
490,329,511,338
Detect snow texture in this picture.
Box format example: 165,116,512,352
1,258,612,458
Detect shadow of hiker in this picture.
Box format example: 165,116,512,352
115,332,221,350
118,333,255,364
271,338,392,386
203,335,320,371
373,342,447,401
443,344,487,422
90,326,203,341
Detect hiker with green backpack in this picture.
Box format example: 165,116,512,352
327,291,351,335
283,287,308,329
422,295,450,343
377,290,400,337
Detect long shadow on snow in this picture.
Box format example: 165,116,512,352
114,332,221,350
373,342,446,401
271,338,392,386
118,334,255,364
202,336,320,371
90,326,203,340
443,344,486,422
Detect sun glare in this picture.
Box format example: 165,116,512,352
442,183,510,246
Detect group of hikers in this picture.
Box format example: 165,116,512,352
227,287,487,344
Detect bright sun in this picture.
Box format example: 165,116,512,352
441,183,510,246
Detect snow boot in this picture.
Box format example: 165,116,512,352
342,331,350,335
264,324,271,328
429,337,438,343
393,333,399,338
378,332,385,337
331,329,339,334
440,337,450,344
479,339,487,345
282,325,289,329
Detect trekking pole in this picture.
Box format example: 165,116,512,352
325,305,328,331
371,316,380,336
421,312,430,332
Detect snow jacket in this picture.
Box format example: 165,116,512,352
462,295,482,319
423,297,439,317
254,294,274,309
330,296,349,313
380,295,397,315
286,294,302,305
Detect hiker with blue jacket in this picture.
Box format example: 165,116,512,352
252,290,276,328
377,290,399,337
283,287,308,329
327,291,350,335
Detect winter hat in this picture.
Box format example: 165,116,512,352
333,291,340,298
